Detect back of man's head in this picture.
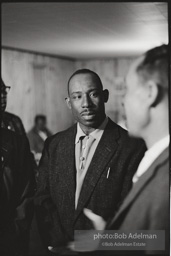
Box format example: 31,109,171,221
136,44,168,104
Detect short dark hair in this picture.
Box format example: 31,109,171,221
136,44,168,91
35,115,46,124
67,69,103,95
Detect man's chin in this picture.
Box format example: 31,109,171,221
80,119,99,128
1,106,6,113
128,129,141,139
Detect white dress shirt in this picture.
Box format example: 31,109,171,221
133,135,170,183
38,130,48,141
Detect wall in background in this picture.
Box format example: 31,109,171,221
2,49,75,133
2,48,137,133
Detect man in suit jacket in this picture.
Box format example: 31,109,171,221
2,111,26,135
27,115,52,165
34,69,146,255
83,45,169,255
110,44,169,255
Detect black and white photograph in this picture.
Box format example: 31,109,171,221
1,2,169,256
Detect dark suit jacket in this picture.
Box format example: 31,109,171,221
2,111,26,136
35,119,146,250
0,128,36,255
108,147,169,255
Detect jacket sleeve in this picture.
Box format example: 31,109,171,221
1,135,36,255
34,137,65,250
14,136,36,253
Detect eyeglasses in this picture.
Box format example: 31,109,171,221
1,85,11,94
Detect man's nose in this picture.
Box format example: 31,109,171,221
121,94,125,107
121,99,124,107
82,94,93,108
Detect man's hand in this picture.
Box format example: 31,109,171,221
83,208,106,230
68,230,99,252
48,209,106,253
48,246,78,255
68,208,106,252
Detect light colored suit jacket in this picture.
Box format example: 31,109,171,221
108,147,169,255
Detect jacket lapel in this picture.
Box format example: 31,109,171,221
109,147,169,227
74,119,120,221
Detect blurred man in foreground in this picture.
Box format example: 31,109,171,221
80,44,169,255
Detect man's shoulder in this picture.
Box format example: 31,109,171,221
150,147,169,179
2,128,29,150
27,128,38,140
106,118,146,151
44,123,77,146
27,127,36,135
107,118,127,134
2,127,23,140
107,118,134,141
141,149,169,209
3,111,21,121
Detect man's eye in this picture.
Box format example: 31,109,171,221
72,95,81,100
90,92,98,98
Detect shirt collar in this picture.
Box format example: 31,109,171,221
145,135,170,159
132,135,170,183
75,117,108,144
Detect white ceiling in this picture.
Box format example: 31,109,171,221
2,2,168,59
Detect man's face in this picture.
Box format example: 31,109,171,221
67,73,108,129
1,84,7,112
36,119,46,131
123,58,150,137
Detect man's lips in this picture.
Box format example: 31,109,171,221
1,98,7,105
81,111,96,116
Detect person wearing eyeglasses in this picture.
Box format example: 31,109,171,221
1,83,27,136
1,79,36,256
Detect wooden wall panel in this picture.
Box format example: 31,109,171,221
2,49,75,133
2,48,138,134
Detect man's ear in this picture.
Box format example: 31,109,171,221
146,80,160,107
103,89,109,103
65,97,72,109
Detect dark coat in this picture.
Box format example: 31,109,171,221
2,111,26,136
108,148,169,255
35,119,146,250
0,128,36,255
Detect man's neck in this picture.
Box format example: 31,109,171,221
143,107,169,149
79,125,95,135
79,117,106,135
144,127,169,149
